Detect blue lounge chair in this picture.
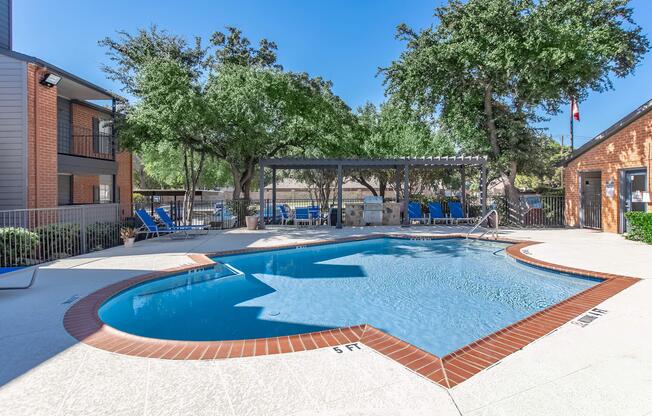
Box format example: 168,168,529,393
309,206,321,225
428,202,450,224
448,202,476,225
408,202,429,224
155,207,208,235
278,205,293,225
135,209,193,239
294,207,312,226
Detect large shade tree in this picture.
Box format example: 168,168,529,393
352,99,454,199
384,0,648,202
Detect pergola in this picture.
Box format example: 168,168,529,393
258,156,489,229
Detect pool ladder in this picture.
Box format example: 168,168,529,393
466,209,499,240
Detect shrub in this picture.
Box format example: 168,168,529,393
86,222,121,251
35,223,81,260
624,212,652,244
0,228,40,267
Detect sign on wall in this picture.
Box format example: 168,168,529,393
605,179,615,198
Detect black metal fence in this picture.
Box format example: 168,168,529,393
490,195,565,228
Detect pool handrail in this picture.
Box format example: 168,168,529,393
466,209,499,240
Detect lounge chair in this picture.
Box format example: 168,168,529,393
155,207,208,235
309,206,322,225
135,209,194,239
294,207,312,227
278,205,293,225
448,202,476,225
428,202,450,224
408,202,429,224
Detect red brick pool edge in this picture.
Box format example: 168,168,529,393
63,235,639,389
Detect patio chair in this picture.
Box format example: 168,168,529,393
0,266,40,290
408,202,429,224
448,202,476,225
309,206,322,225
294,207,312,227
428,202,450,225
155,207,208,235
135,209,194,239
278,205,293,225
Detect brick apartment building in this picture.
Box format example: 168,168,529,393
563,99,652,233
0,0,132,216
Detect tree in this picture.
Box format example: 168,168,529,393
384,0,648,202
204,64,354,199
119,57,212,223
137,141,232,189
351,99,454,198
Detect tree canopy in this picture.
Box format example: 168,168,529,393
384,0,649,200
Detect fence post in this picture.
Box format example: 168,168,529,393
81,205,88,254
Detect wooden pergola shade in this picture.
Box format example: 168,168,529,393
258,156,489,229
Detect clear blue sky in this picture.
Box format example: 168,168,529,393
12,0,652,148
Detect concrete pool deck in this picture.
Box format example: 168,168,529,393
1,226,651,415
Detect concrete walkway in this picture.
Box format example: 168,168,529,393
0,226,651,415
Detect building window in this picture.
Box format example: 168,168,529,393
99,175,113,203
58,174,73,205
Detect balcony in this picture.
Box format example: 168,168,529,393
57,124,115,161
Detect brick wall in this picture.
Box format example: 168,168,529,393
72,175,99,204
116,151,133,217
26,63,58,208
564,109,652,233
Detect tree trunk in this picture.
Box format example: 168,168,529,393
181,144,205,225
353,175,377,196
482,83,520,208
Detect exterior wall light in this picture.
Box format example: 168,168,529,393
40,72,62,87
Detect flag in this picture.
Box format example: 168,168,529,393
571,98,580,121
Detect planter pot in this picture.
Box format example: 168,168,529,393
123,237,136,248
245,215,259,230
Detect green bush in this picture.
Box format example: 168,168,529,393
86,222,121,251
624,212,652,244
35,223,81,260
0,228,40,267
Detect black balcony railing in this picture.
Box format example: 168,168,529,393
58,124,115,161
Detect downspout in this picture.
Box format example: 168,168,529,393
32,66,40,208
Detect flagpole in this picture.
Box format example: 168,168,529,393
570,100,574,151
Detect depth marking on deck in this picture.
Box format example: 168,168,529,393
571,308,609,327
333,343,362,353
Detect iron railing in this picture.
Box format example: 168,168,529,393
490,195,565,228
0,204,129,268
58,124,115,161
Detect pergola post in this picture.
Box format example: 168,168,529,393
336,164,343,229
480,164,487,215
258,163,265,229
395,169,401,202
460,165,466,216
271,168,277,224
402,162,409,227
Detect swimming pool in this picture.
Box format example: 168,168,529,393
99,238,599,357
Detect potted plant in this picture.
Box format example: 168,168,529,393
245,205,260,230
120,227,136,248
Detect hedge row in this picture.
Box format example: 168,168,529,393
624,212,652,244
0,221,123,267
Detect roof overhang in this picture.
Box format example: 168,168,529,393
261,156,488,170
561,98,652,167
0,48,124,101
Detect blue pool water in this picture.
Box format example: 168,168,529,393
99,238,599,356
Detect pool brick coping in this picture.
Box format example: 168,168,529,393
63,234,639,389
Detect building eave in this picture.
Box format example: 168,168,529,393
561,98,652,167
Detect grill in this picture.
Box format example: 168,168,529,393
363,196,383,225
